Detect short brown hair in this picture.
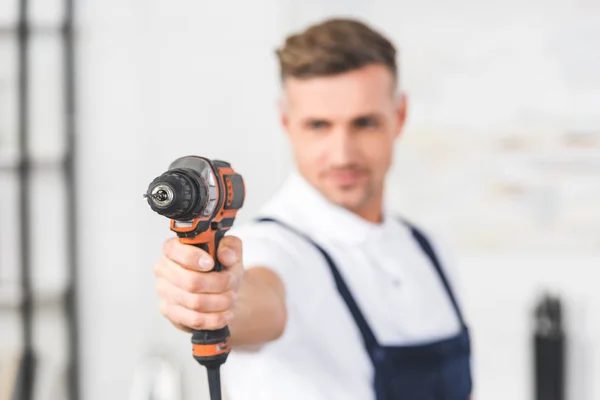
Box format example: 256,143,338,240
275,18,398,84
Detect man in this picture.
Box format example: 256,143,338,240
153,18,472,400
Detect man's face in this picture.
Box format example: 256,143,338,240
280,64,407,214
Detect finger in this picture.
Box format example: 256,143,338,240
155,257,236,294
218,235,243,285
218,235,242,267
156,279,237,313
162,237,214,272
159,302,234,331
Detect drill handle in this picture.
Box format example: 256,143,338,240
187,230,232,370
177,228,228,272
179,229,232,367
192,326,231,367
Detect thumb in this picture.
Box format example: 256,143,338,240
217,235,242,270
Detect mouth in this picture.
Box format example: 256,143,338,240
323,169,368,187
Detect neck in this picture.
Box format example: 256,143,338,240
351,193,385,224
355,208,383,223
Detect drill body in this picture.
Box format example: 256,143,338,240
144,155,245,399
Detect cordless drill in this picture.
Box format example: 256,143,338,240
144,155,245,400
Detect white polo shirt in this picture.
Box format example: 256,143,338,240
222,170,466,400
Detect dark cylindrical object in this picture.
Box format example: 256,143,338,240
14,0,36,399
63,0,80,398
206,367,222,400
534,295,565,400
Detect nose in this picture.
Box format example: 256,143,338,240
328,128,356,165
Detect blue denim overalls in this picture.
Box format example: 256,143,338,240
257,217,472,400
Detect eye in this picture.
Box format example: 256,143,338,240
306,120,330,131
353,117,378,129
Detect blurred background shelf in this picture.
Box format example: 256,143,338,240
0,283,68,310
0,1,77,400
0,25,63,35
0,147,66,170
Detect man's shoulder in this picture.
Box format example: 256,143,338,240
394,216,462,278
228,216,301,243
399,217,466,306
226,216,322,267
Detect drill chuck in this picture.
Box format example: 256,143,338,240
145,168,209,221
148,184,174,206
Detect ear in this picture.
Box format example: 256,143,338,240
277,97,290,132
394,93,408,138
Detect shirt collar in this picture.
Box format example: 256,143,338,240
259,169,398,245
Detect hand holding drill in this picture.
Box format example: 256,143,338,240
154,234,243,334
145,156,287,400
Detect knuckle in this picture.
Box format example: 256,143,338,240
215,294,231,312
216,294,233,311
188,294,204,311
202,275,219,293
185,277,204,293
189,313,205,330
208,294,228,312
205,315,225,330
203,295,217,311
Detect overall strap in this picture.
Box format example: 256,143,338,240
404,221,466,328
256,217,381,355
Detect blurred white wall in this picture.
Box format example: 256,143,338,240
70,1,600,400
77,0,289,399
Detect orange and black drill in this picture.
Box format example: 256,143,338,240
144,155,245,400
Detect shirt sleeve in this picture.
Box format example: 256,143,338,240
225,221,320,344
226,222,299,274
